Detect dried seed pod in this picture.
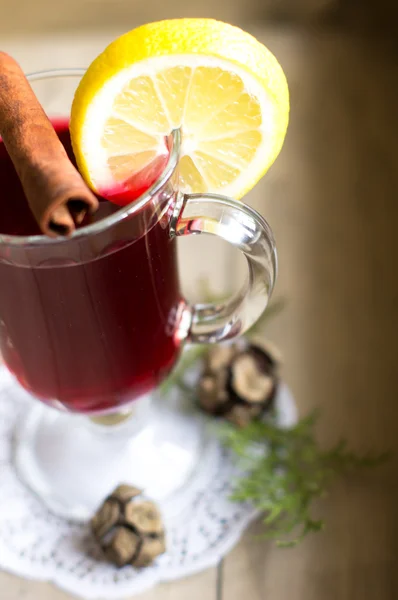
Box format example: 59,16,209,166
231,354,274,403
91,499,120,540
198,371,229,414
198,340,280,427
253,337,283,364
104,527,141,567
205,344,239,373
134,536,167,568
110,484,142,503
91,484,166,568
124,501,164,535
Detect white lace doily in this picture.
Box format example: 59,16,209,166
0,366,297,599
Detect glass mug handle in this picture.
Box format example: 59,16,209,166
171,192,277,344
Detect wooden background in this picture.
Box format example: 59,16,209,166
1,2,398,598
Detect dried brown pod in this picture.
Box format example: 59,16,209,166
91,484,166,568
198,340,280,427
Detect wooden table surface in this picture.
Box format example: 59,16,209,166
1,19,398,600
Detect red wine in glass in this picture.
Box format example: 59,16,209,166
0,121,183,414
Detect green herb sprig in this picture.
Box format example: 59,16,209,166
219,412,388,547
160,292,388,547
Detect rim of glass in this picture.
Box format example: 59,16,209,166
0,68,180,247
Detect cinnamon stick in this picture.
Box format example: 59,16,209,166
0,52,98,237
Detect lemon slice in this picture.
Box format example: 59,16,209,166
70,19,289,202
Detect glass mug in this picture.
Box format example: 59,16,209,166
0,70,277,518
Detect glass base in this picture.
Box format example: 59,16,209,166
14,390,206,521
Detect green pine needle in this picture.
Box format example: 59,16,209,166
219,413,389,547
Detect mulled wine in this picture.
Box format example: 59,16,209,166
0,121,182,413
